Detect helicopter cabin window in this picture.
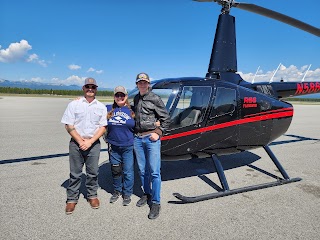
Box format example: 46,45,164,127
211,87,236,118
128,83,178,113
171,86,211,128
151,88,176,111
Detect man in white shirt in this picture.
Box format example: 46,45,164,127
61,77,108,214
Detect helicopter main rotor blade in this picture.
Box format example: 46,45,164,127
194,0,320,37
233,3,320,37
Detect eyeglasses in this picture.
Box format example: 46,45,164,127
137,81,149,85
115,93,125,98
84,85,97,89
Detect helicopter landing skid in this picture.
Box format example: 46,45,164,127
173,145,302,203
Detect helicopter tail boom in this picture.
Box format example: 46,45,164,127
248,81,320,99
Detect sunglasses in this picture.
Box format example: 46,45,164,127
84,85,97,89
115,93,125,98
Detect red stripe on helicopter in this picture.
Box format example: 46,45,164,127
161,108,293,141
244,107,293,118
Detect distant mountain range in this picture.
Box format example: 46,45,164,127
0,78,319,98
0,79,112,91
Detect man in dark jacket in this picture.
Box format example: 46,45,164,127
133,72,170,220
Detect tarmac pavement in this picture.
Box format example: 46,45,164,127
0,96,319,240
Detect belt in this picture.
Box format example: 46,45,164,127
71,138,100,143
135,133,151,138
135,130,155,137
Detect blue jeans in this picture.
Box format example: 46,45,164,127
67,139,100,202
109,145,134,196
134,135,161,204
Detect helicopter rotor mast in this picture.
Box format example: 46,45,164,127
198,0,238,79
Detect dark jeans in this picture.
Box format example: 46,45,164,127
67,139,100,203
109,145,134,196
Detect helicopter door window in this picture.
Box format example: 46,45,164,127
171,86,211,128
211,87,236,118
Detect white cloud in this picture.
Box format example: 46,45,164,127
0,40,48,67
279,65,286,71
68,64,81,70
87,67,103,74
0,40,32,63
27,53,38,62
26,53,48,67
58,75,86,86
30,77,42,82
239,64,320,83
38,60,47,67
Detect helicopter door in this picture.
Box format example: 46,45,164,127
162,86,212,155
207,86,239,154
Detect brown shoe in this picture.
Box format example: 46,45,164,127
88,198,100,209
65,202,77,215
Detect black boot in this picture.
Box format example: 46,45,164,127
136,194,151,207
148,203,161,220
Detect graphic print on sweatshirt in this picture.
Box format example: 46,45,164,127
109,110,131,125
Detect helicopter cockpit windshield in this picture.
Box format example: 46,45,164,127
128,81,212,130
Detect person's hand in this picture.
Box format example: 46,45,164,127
78,139,86,150
78,139,92,151
155,121,160,127
81,139,93,150
149,132,160,141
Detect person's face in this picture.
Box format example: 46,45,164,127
114,92,127,106
83,84,97,97
137,80,149,94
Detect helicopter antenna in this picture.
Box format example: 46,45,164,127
301,64,312,82
269,63,281,83
252,66,260,83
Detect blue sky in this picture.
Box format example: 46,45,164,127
0,0,319,90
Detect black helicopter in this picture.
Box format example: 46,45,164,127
128,0,320,203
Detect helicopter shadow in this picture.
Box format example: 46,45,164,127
161,151,262,204
270,134,320,146
161,151,260,181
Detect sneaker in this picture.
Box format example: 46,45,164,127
148,203,161,220
122,195,131,206
136,194,150,207
110,191,121,203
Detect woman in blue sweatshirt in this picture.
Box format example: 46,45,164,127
105,86,135,206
